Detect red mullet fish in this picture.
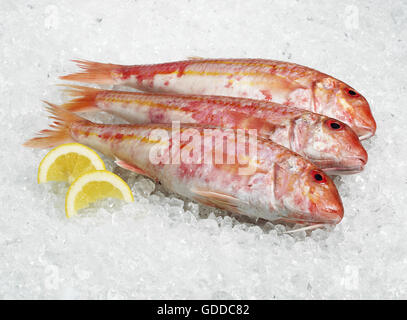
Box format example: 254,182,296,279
61,58,376,140
60,85,367,175
24,104,344,225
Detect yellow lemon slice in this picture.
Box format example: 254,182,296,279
65,170,134,218
38,143,105,184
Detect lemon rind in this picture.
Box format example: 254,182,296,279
38,143,105,183
65,170,134,218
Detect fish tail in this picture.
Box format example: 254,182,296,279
60,85,100,112
23,102,88,149
60,59,121,84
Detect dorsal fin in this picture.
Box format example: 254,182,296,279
187,56,206,60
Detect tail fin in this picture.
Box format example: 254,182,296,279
60,59,122,84
60,85,101,112
23,102,87,149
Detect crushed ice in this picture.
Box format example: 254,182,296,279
1,0,406,299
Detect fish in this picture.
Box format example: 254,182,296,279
24,103,344,225
60,58,377,140
60,85,367,175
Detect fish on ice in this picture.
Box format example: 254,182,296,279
24,103,344,226
60,85,367,175
61,58,376,140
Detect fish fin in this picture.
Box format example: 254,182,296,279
284,223,326,234
59,85,101,112
191,188,244,214
115,159,156,180
23,102,87,149
60,59,122,84
187,56,206,60
272,162,292,203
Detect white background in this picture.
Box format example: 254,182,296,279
0,0,406,298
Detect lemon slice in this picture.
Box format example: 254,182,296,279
65,170,134,217
38,143,105,184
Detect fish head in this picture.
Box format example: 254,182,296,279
313,77,376,140
274,162,344,224
291,114,368,174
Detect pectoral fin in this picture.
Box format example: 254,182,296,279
191,188,245,214
115,159,156,181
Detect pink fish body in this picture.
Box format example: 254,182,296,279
62,85,367,175
61,58,376,140
24,104,344,225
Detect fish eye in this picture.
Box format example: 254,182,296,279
314,173,323,181
346,88,359,97
326,119,343,130
311,170,326,183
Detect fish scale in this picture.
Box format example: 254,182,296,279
24,103,344,225
61,58,376,139
61,85,368,175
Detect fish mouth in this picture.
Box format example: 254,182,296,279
323,165,364,175
281,214,341,234
355,122,376,140
281,208,342,225
280,216,340,225
312,157,366,175
358,131,375,140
